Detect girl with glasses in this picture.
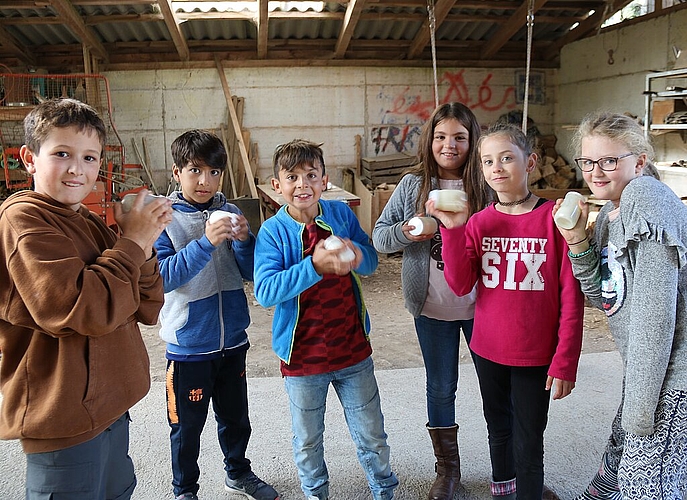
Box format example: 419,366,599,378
555,112,687,499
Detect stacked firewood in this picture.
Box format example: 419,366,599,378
528,134,581,190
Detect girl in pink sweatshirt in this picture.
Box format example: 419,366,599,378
427,122,584,500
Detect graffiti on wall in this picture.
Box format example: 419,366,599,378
370,70,517,155
371,124,423,156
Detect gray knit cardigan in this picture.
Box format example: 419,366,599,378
372,173,436,318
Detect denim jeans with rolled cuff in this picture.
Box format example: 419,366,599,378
284,356,398,500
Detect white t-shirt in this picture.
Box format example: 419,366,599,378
421,178,476,321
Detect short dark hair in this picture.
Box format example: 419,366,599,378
272,139,325,178
171,129,227,171
23,98,107,155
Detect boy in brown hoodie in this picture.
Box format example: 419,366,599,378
0,98,172,499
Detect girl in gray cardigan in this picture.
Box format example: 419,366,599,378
554,112,687,499
372,102,492,500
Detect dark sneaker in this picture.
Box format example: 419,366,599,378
175,493,198,500
225,472,279,500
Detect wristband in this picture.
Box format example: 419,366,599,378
568,246,594,258
568,236,588,246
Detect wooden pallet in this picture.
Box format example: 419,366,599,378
361,152,417,187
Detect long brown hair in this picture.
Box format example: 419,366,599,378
404,102,491,216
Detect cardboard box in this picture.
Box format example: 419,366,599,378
352,175,396,236
656,165,687,198
652,99,687,124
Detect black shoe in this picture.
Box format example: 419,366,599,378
225,472,279,500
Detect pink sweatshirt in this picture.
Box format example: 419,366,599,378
440,201,584,381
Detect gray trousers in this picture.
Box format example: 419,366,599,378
25,412,136,500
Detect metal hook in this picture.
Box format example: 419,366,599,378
607,49,614,65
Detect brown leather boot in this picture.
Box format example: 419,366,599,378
427,424,461,500
542,484,560,500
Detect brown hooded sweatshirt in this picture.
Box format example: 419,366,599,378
0,191,160,453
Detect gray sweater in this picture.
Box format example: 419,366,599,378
570,176,687,436
372,173,434,317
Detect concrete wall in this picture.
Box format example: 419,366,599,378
556,7,687,164
104,67,555,191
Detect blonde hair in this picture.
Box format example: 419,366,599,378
574,112,657,178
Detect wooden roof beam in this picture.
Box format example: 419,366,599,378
407,0,457,59
157,0,190,61
481,0,549,59
257,0,269,58
48,0,109,62
2,2,50,7
0,24,37,66
545,0,634,59
335,0,368,58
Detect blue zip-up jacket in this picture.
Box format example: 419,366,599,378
154,191,255,359
254,199,378,364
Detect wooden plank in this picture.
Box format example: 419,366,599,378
219,124,238,199
363,171,406,186
229,96,245,196
355,134,361,177
214,56,258,198
249,140,259,190
131,138,159,195
362,164,410,177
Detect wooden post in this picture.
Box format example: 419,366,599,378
355,134,362,177
214,56,258,198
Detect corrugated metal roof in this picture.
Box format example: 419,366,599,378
0,0,673,71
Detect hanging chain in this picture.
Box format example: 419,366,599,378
522,0,535,133
428,0,439,109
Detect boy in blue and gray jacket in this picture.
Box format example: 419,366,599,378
154,129,278,500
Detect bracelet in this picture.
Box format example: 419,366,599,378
568,236,588,246
568,246,594,258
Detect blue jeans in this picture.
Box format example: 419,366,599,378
26,413,136,500
414,315,474,427
284,356,398,500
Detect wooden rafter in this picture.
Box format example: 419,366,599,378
544,0,635,59
157,0,190,61
407,0,458,60
335,0,368,58
48,0,109,62
0,24,37,66
257,0,269,59
1,2,50,7
481,0,549,59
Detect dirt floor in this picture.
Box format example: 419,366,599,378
141,253,616,382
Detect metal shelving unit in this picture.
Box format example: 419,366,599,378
644,68,687,140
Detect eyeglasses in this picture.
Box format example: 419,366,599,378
573,152,635,172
